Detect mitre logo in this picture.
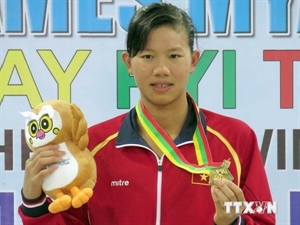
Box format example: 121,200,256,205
224,201,277,214
111,179,130,187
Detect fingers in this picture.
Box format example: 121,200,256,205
211,185,224,212
27,145,65,174
213,179,245,202
211,179,245,225
23,145,66,199
28,144,60,163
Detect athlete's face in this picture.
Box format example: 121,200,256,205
122,25,200,108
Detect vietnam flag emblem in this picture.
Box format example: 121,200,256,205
191,173,210,185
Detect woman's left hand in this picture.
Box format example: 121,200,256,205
211,179,246,225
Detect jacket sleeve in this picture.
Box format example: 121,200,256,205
18,191,90,225
239,129,275,225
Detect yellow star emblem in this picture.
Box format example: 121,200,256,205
200,173,208,181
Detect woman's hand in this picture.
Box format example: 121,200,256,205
22,145,65,199
211,179,245,225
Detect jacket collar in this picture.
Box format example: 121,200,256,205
116,97,206,147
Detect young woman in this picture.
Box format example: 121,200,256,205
19,3,275,225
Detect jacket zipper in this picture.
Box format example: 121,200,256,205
118,144,165,224
155,157,163,225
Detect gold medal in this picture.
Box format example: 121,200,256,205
209,159,233,185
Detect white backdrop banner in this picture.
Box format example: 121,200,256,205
0,0,299,224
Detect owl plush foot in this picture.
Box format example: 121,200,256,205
48,194,72,213
70,186,94,208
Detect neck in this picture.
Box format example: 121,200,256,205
140,99,189,140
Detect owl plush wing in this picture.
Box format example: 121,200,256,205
69,103,88,150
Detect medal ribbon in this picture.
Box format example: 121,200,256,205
135,93,223,174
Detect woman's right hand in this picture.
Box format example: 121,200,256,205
22,145,66,199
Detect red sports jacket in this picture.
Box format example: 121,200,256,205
19,102,275,225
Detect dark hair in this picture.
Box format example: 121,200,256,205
126,3,196,57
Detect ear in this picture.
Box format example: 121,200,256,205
121,51,133,75
19,111,33,118
190,50,201,74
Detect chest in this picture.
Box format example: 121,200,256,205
140,132,164,158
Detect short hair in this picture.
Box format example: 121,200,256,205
126,3,196,57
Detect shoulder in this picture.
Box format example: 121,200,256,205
89,113,128,132
201,108,252,132
87,112,128,148
201,108,257,144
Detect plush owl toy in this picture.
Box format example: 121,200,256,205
20,100,97,214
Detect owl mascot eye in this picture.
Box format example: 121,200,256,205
20,100,97,214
